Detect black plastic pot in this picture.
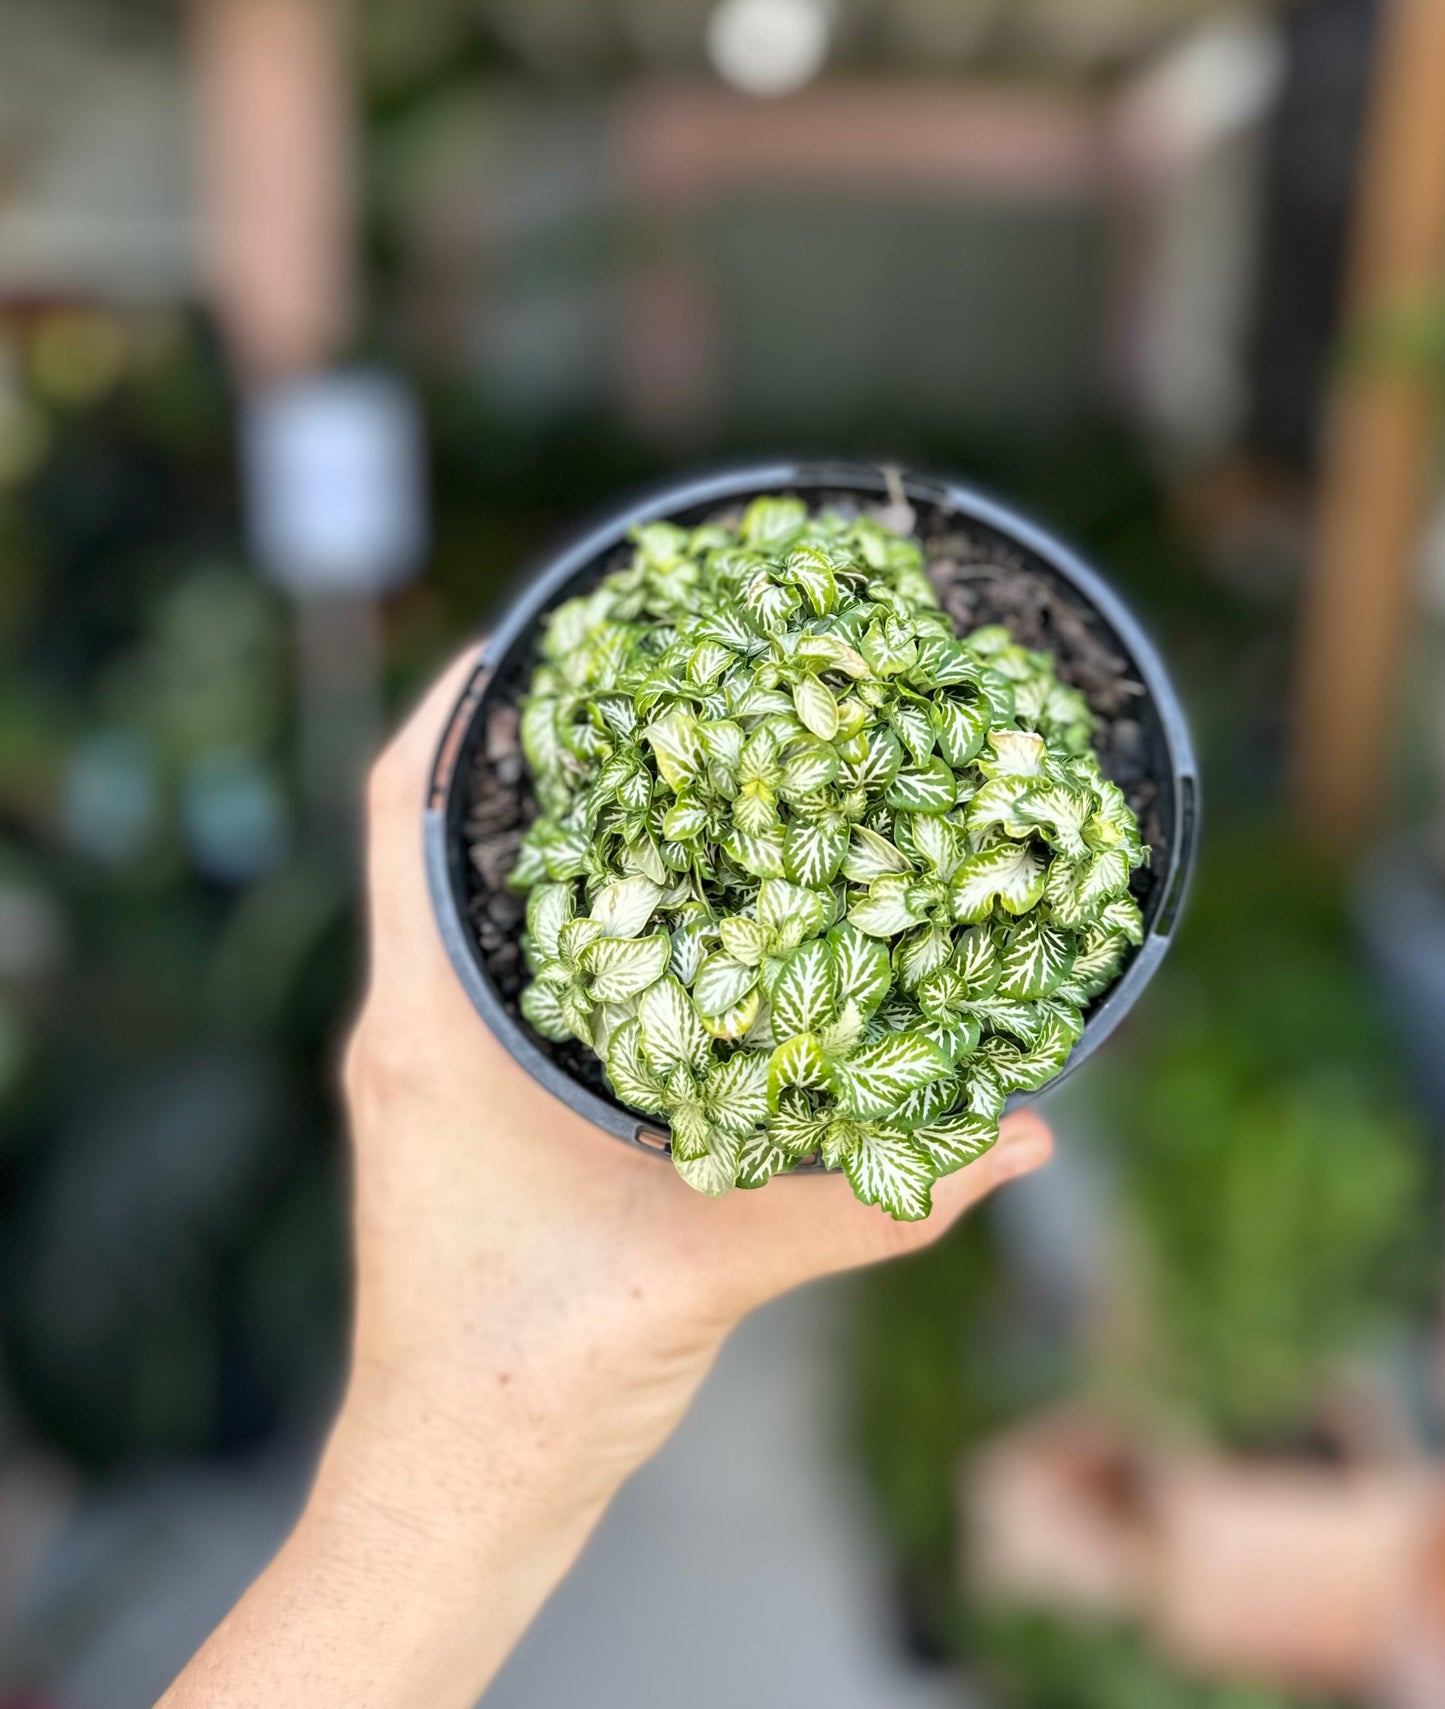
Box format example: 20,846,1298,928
425,461,1199,1159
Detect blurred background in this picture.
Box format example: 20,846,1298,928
4,0,1445,1704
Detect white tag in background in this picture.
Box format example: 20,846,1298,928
242,369,428,597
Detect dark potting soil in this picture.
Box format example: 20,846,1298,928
462,493,1170,1111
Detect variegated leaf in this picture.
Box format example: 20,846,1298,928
828,922,892,1018
520,696,563,781
772,939,839,1036
896,812,959,876
719,915,771,966
1044,846,1132,927
885,1074,960,1129
779,740,839,798
970,993,1042,1045
674,1131,741,1197
840,823,913,883
723,826,786,879
557,916,606,967
734,1128,798,1188
637,977,711,1075
520,979,571,1041
886,755,957,815
704,1051,771,1136
589,875,663,938
739,723,783,788
605,1019,667,1112
741,494,808,549
843,1128,934,1221
834,1032,948,1118
693,953,759,1016
849,876,924,938
931,694,990,767
978,729,1046,779
996,913,1075,1001
793,675,840,741
966,775,1035,838
757,878,829,948
662,800,708,842
894,923,954,989
1014,784,1094,860
784,817,848,888
917,962,966,1020
526,882,575,960
767,1032,830,1109
698,990,760,1040
584,931,671,1001
888,701,936,766
914,1013,981,1065
951,841,1046,922
1096,893,1145,944
784,545,839,614
954,925,1001,996
914,634,980,688
643,711,706,792
740,572,799,633
687,640,732,686
838,727,902,792
912,1109,998,1174
767,1097,832,1158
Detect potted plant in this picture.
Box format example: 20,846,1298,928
425,462,1197,1217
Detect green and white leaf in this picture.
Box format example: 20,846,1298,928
828,922,893,1018
951,841,1046,922
912,1109,998,1174
996,913,1075,1001
784,817,848,887
767,1032,830,1108
583,931,671,1001
843,1128,935,1221
771,939,840,1036
793,675,840,741
704,1051,771,1136
886,756,957,815
693,953,759,1017
637,977,711,1076
834,1033,948,1118
840,823,913,883
605,1019,667,1112
526,882,575,961
643,712,706,791
520,979,571,1041
978,729,1046,779
850,876,925,938
589,876,663,938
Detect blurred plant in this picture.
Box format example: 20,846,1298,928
962,1611,1358,1709
510,498,1147,1215
1094,830,1431,1447
0,312,351,1468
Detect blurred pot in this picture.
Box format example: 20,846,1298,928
424,461,1199,1156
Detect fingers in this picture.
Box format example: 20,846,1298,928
364,645,487,956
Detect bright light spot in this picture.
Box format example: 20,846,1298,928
707,0,831,98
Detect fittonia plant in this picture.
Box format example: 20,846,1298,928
508,497,1147,1219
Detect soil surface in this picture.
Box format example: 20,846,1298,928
461,493,1172,1111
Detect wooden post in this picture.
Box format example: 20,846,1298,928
189,0,356,380
1292,0,1445,850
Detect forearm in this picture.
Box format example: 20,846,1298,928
157,1395,612,1709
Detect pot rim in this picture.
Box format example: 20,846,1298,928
424,459,1200,1157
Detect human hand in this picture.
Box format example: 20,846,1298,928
161,647,1052,1709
